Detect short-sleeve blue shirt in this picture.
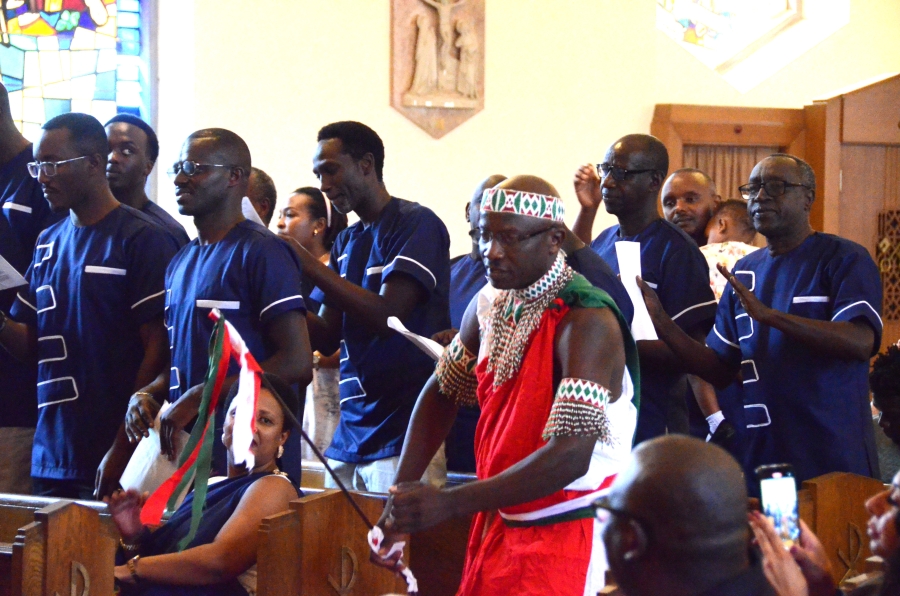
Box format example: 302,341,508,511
311,198,451,463
9,205,178,480
591,219,717,441
142,201,190,248
706,233,882,483
449,255,487,329
165,220,307,402
0,147,62,428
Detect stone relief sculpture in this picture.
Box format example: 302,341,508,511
455,19,478,98
403,0,478,109
409,14,438,95
392,0,484,138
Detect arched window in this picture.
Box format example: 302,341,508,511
0,0,147,140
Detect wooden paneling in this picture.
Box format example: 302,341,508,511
839,145,887,258
683,145,778,200
803,103,827,231
842,75,900,145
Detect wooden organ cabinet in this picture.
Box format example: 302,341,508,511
652,73,900,349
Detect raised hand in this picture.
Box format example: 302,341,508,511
573,163,602,211
717,263,772,324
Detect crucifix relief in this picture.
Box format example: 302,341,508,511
391,0,485,138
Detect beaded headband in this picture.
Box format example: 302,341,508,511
481,188,565,222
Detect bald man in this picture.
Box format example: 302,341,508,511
246,166,277,227
640,154,882,487
661,168,721,246
598,435,775,596
573,134,717,443
123,128,312,482
377,176,639,596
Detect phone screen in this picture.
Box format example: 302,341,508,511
759,473,800,548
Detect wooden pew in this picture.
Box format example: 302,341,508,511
0,496,116,596
257,488,473,596
797,472,887,586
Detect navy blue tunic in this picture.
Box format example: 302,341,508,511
311,198,451,463
707,233,882,483
142,201,191,248
10,206,178,480
591,219,717,442
0,147,61,428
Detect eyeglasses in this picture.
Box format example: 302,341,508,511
738,180,809,201
27,156,89,178
597,163,656,182
476,226,553,249
167,160,238,178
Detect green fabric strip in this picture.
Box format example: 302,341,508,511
554,273,642,423
501,505,595,528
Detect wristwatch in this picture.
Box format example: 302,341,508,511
127,555,141,584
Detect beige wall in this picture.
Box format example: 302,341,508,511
155,0,900,254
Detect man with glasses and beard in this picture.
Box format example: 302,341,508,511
572,134,718,443
373,176,639,596
0,113,178,498
639,154,882,487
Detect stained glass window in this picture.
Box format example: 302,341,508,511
0,0,146,142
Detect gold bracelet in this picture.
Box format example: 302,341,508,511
127,555,141,584
119,537,139,553
134,391,155,400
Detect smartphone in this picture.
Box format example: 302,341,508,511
755,463,800,548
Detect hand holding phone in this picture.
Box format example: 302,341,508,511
755,463,800,548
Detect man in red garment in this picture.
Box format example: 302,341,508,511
374,175,640,595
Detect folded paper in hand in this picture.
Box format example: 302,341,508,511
0,254,27,291
615,241,658,341
120,402,194,509
387,316,444,361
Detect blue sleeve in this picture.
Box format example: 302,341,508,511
9,261,38,327
309,237,342,307
705,289,742,367
381,211,450,295
658,243,717,332
128,226,179,325
250,236,307,323
827,245,883,353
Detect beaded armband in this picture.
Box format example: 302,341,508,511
542,378,612,445
435,335,479,407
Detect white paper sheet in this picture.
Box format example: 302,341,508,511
241,196,265,226
0,254,27,291
387,316,444,361
120,402,194,508
615,241,658,341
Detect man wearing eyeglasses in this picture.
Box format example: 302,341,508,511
374,176,638,595
640,154,882,487
0,83,64,495
0,112,179,499
104,114,190,247
573,134,717,444
129,129,312,483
